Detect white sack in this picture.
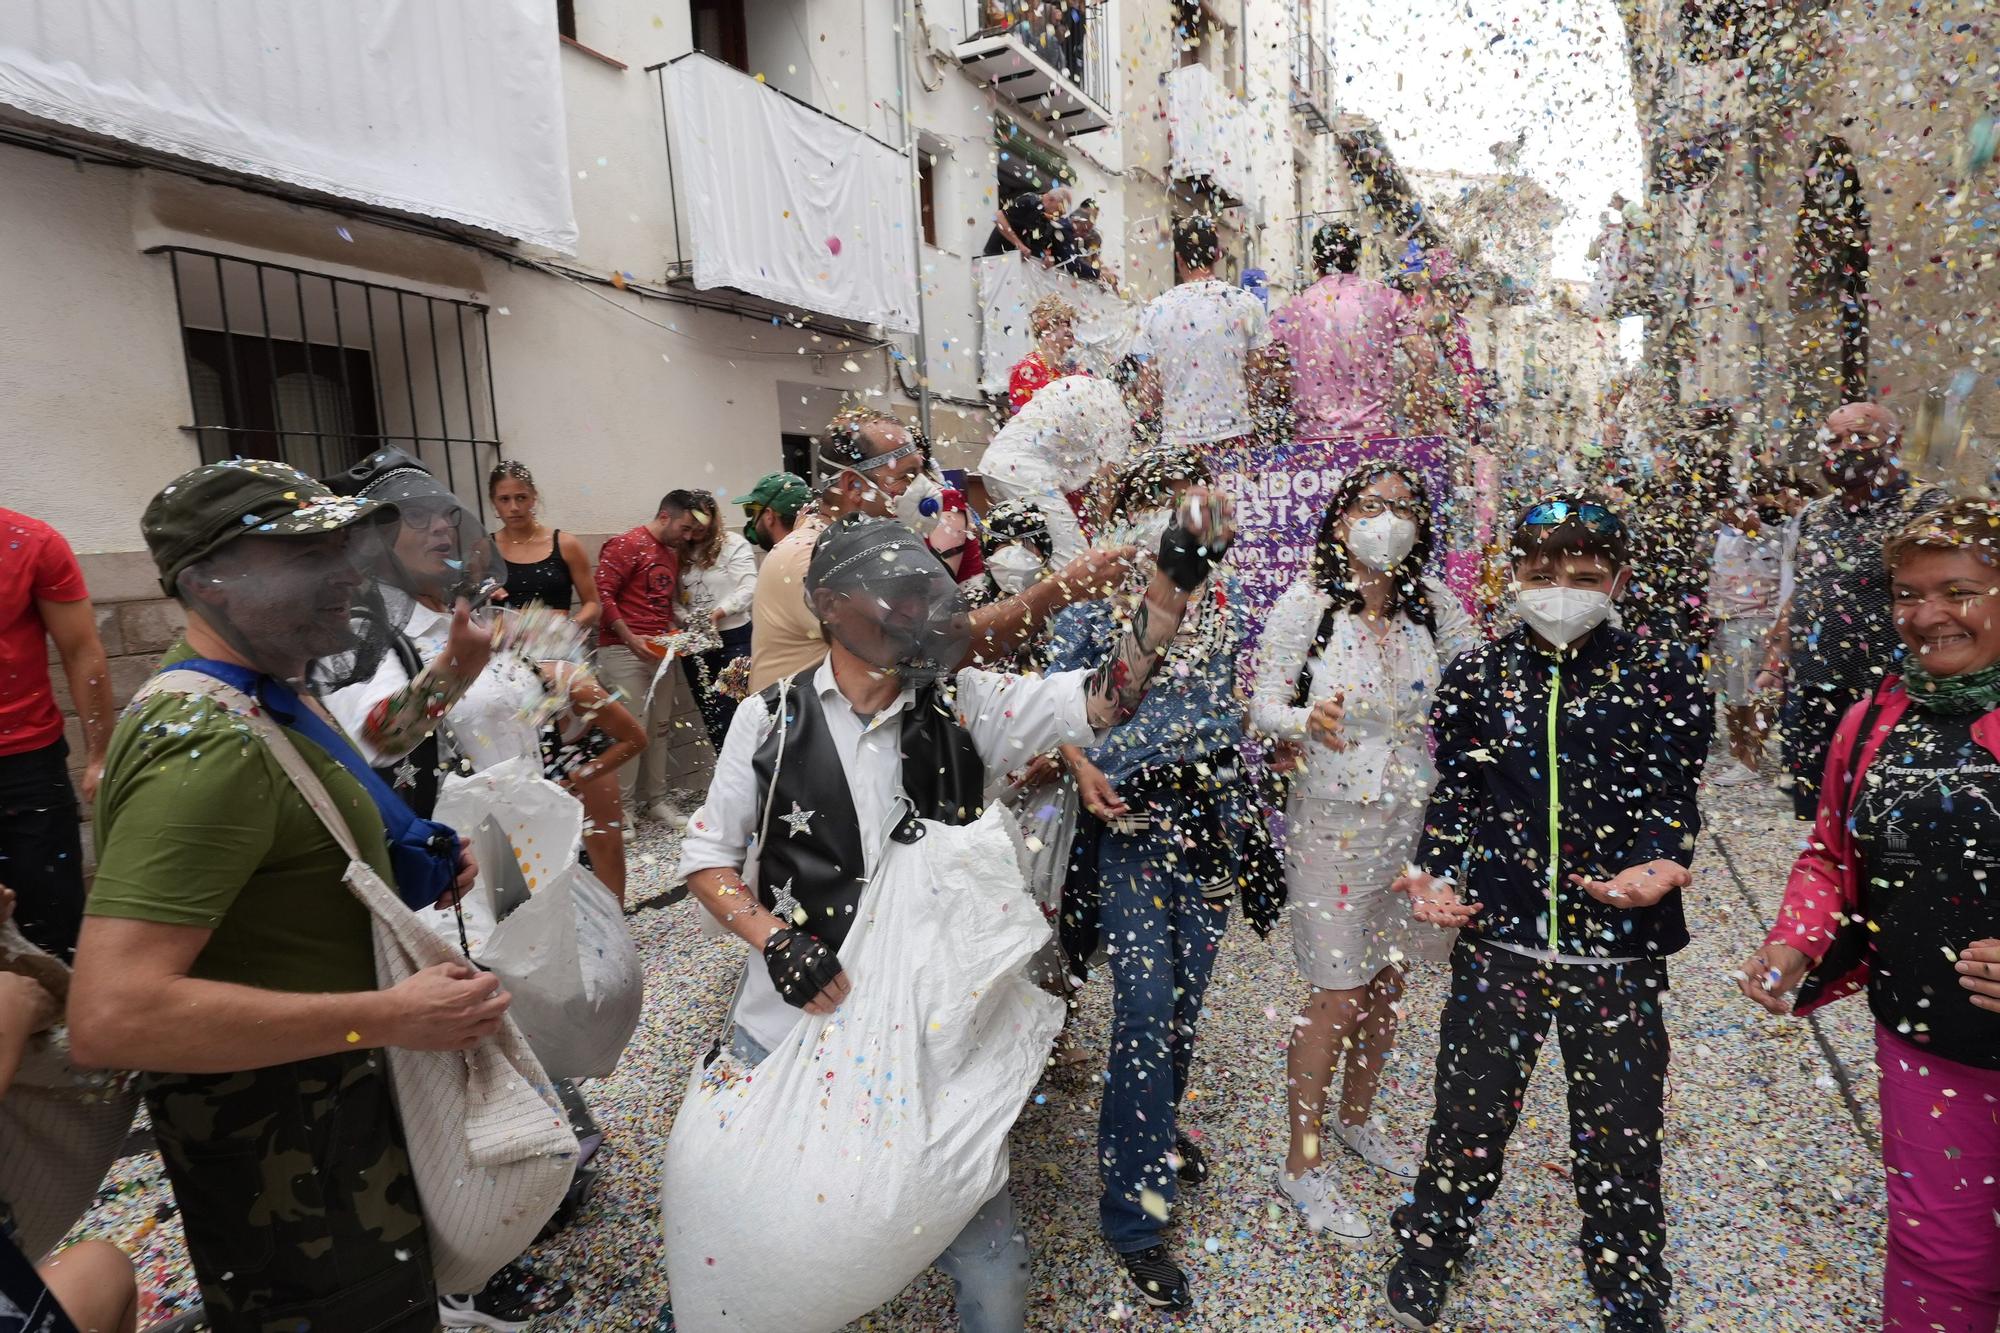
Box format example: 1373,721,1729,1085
661,54,918,332
977,253,1138,393
0,0,576,250
661,806,1063,1333
434,758,645,1081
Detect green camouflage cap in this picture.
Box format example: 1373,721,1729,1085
737,472,813,521
143,458,398,595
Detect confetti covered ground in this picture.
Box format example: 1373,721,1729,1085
75,777,1885,1332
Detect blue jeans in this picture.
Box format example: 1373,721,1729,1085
728,1028,1031,1332
1095,807,1233,1252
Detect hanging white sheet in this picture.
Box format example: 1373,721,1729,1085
0,0,578,251
1166,64,1256,212
976,253,1137,392
661,54,919,333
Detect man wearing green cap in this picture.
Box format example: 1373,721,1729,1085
738,471,811,553
67,459,502,1333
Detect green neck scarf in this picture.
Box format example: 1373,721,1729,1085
1902,658,2000,715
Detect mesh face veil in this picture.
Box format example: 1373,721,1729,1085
804,519,970,686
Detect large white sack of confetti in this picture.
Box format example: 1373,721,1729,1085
434,757,645,1080
660,804,1063,1332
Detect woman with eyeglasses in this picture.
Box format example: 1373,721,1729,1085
1739,497,2000,1332
1249,461,1481,1243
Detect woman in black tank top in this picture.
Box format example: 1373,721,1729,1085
489,460,602,627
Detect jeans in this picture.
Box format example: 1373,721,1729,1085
681,623,754,751
1392,937,1672,1317
0,739,85,961
1095,795,1232,1252
727,1028,1031,1332
1877,1024,2000,1330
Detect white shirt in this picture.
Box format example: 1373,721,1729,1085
977,375,1133,495
680,530,760,633
324,602,546,772
1132,279,1272,446
1249,576,1480,803
676,656,1098,1051
1707,523,1794,621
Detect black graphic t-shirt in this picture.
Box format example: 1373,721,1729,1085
0,1226,74,1333
1853,710,2000,1068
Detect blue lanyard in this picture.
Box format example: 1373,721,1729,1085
161,659,458,911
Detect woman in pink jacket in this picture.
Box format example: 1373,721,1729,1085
1739,497,2000,1332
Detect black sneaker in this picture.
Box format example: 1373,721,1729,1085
440,1263,575,1330
1172,1131,1209,1186
1119,1245,1193,1312
1384,1256,1449,1329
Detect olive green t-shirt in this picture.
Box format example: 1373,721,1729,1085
88,644,393,994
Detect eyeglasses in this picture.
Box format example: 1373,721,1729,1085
1522,500,1624,537
1351,496,1422,520
396,500,462,528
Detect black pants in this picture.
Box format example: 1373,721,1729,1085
1781,677,1866,820
0,739,85,961
681,623,754,751
1393,938,1673,1317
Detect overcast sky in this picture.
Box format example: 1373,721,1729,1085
1331,0,1643,281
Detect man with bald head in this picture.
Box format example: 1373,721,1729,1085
1757,401,1947,817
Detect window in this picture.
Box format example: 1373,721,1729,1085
780,432,815,483
556,0,576,40
158,248,504,522
690,0,748,72
918,153,938,248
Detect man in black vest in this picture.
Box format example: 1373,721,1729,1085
676,502,1233,1332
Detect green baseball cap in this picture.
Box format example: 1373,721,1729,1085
738,471,812,520
143,458,398,595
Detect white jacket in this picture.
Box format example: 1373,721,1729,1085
680,530,760,633
1250,575,1481,803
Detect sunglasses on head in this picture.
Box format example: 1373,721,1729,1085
1521,500,1624,537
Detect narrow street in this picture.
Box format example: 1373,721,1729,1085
84,775,1884,1332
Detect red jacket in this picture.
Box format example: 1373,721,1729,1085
1766,676,2000,1014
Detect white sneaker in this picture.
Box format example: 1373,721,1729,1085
1275,1165,1373,1241
1710,762,1763,787
644,800,687,825
1333,1117,1419,1180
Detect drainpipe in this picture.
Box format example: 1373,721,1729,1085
895,0,935,440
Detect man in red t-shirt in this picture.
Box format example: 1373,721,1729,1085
0,509,115,959
595,491,706,824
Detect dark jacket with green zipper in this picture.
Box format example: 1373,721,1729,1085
1415,622,1713,959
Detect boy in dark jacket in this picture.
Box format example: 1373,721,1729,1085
1384,492,1712,1333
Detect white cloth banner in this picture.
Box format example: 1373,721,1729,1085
976,253,1137,393
0,0,577,250
1166,64,1256,212
663,55,919,333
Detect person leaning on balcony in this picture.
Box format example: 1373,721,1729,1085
1068,198,1118,288
983,185,1076,268
746,405,1135,694
1008,293,1083,414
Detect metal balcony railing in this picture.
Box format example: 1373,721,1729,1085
1289,32,1334,134
955,2,1113,137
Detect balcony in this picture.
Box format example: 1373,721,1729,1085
0,2,575,249
1167,64,1254,209
648,52,919,334
1289,33,1335,135
953,3,1113,139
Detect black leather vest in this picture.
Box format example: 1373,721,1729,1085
750,668,986,951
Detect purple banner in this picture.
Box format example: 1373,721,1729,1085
1211,436,1458,640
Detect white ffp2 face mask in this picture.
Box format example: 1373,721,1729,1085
1346,513,1418,572
1515,586,1613,647
986,544,1044,596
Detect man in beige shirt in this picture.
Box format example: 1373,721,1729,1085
748,406,1131,694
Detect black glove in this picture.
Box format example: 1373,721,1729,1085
1157,512,1233,592
763,926,844,1008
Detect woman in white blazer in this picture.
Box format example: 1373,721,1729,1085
1250,460,1481,1243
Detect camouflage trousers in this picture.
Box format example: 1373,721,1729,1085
145,1049,438,1333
